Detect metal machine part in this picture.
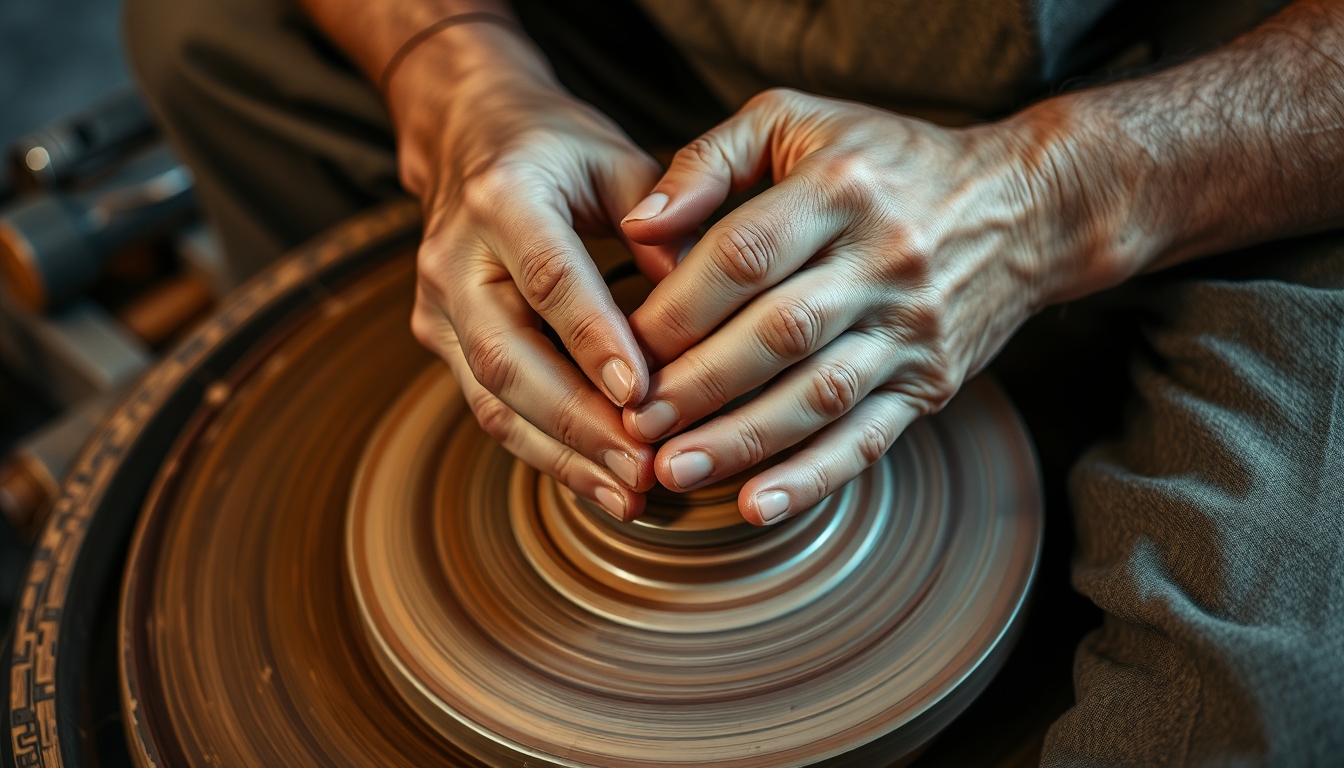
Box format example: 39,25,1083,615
0,143,194,312
0,296,149,407
172,221,232,297
7,91,153,192
0,391,120,537
6,200,424,768
0,270,214,537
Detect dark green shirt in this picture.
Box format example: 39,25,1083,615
635,0,1286,123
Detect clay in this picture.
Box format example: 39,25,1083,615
119,246,1041,768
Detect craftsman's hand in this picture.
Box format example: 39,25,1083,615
387,25,676,520
621,88,1132,525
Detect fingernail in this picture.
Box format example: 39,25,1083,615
601,359,634,405
603,450,639,488
669,451,714,489
594,486,626,521
623,192,668,223
755,490,791,523
632,400,678,441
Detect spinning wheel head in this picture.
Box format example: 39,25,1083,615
105,220,1041,768
596,253,786,546
583,456,786,547
346,357,1041,765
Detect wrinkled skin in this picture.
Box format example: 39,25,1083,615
619,88,1124,524
322,2,1344,525
389,26,688,521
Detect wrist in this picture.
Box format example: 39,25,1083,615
994,94,1166,307
384,23,561,196
384,21,556,126
297,0,515,85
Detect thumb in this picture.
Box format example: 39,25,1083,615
596,148,696,283
620,91,784,248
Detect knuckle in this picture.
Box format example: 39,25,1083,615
415,241,454,295
759,297,826,360
409,307,439,350
633,303,698,364
549,388,585,449
883,286,950,343
549,449,580,487
469,392,515,444
806,363,863,421
856,419,895,467
464,333,518,395
802,461,832,504
462,164,527,213
564,310,606,357
675,137,725,172
912,362,960,413
518,243,576,313
730,416,769,467
662,302,698,343
895,238,938,281
712,222,776,287
751,87,801,112
817,151,879,203
686,354,732,408
907,293,948,338
866,234,936,289
884,341,959,417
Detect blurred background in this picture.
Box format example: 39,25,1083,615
0,0,223,623
0,9,1110,766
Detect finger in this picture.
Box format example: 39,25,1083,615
412,279,654,494
627,235,697,285
737,391,922,526
620,91,844,365
593,149,694,284
619,90,805,245
426,310,645,521
486,195,647,408
649,329,892,491
629,170,846,366
623,264,869,443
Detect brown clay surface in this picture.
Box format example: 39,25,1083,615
120,247,1042,767
120,254,483,767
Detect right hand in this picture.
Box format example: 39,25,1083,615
386,23,677,520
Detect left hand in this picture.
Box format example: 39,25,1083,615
619,88,1132,525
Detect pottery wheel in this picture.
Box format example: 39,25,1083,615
119,249,1042,768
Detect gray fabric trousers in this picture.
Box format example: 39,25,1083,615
124,0,1344,764
1041,243,1344,765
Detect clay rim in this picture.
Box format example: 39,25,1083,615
345,367,1045,767
0,197,420,768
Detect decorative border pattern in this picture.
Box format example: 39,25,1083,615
7,199,420,768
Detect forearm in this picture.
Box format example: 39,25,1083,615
296,0,562,196
300,1,667,516
295,0,515,86
1017,0,1344,302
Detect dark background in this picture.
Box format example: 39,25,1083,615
0,0,131,625
0,2,1117,763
